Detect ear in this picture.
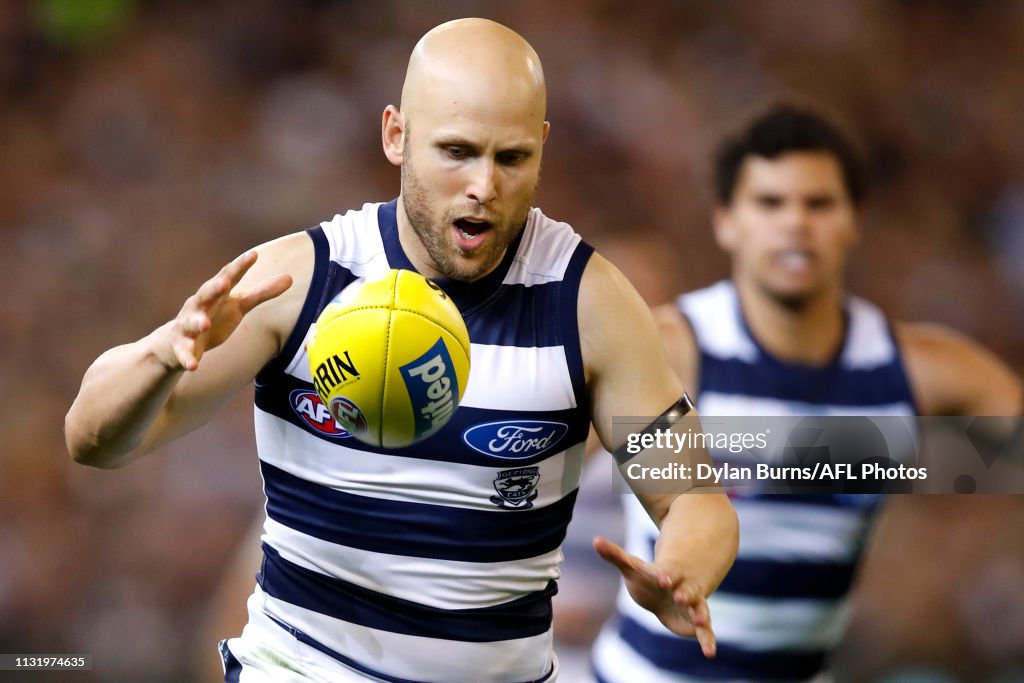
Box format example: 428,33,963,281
713,205,738,252
542,120,550,144
382,105,405,167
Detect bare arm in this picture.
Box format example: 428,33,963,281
65,233,312,468
897,322,1023,416
652,302,701,393
581,301,699,465
580,254,738,657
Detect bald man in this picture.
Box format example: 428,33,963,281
66,19,737,683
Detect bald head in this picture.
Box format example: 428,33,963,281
380,20,550,282
400,18,547,129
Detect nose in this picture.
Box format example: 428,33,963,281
465,159,497,205
782,203,812,236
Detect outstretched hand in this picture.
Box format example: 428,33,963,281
161,250,292,372
593,535,716,658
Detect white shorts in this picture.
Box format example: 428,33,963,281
220,589,561,683
220,590,387,682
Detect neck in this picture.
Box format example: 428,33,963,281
733,277,846,366
394,197,440,278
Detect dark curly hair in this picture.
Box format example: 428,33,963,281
714,104,866,206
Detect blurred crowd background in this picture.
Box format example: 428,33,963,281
1,0,1023,681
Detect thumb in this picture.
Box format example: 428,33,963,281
593,537,647,580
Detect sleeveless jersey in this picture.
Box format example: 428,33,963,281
239,200,594,683
593,280,917,683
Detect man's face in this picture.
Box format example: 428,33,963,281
396,89,547,282
715,152,859,307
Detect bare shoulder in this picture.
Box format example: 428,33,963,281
578,251,634,304
652,301,700,391
577,253,648,365
895,321,1022,416
578,253,670,377
242,231,315,291
578,253,683,440
237,231,316,346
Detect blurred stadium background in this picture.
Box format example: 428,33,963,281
1,1,1022,681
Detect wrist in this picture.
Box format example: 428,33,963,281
144,322,187,374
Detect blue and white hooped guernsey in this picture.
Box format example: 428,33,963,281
231,200,594,683
592,280,917,683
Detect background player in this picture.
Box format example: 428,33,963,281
591,104,1023,682
65,18,737,683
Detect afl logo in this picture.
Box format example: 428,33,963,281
463,420,569,459
289,389,352,439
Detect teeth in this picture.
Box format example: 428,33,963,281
780,250,810,266
460,229,475,239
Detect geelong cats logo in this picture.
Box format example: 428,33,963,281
490,467,541,509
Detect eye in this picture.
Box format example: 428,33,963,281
807,196,837,211
445,146,470,160
496,151,528,166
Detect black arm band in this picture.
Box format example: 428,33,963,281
611,393,695,465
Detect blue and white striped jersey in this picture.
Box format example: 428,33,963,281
234,200,594,683
593,280,917,683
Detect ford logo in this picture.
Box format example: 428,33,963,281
463,420,570,459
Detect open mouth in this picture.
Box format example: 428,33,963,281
455,218,492,237
453,218,493,250
775,249,815,271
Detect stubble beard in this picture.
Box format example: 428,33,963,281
401,150,535,282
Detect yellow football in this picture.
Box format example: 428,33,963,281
307,269,471,449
